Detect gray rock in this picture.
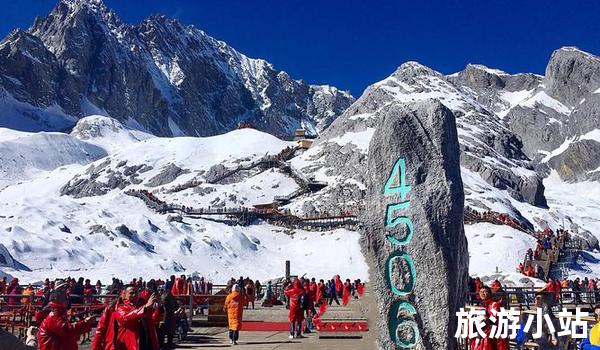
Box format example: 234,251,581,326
146,163,189,187
544,47,600,107
520,176,548,208
360,100,468,350
505,106,565,157
297,60,547,216
115,224,155,252
193,186,216,196
61,170,130,198
167,214,183,223
547,139,600,182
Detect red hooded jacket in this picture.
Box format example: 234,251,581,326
342,281,352,306
90,303,117,350
315,282,324,304
38,302,92,350
114,300,162,350
471,298,509,350
334,275,343,294
308,282,317,303
284,280,305,323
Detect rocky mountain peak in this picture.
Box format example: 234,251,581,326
456,64,507,89
544,46,600,106
465,63,508,76
29,0,124,57
0,29,46,55
393,61,439,79
0,0,354,137
71,115,126,139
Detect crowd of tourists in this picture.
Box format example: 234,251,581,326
468,277,600,349
220,275,364,344
464,207,531,232
0,274,210,350
515,227,569,279
0,273,363,349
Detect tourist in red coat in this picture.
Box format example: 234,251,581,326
470,286,509,350
90,298,119,350
342,279,352,306
114,286,162,350
308,278,318,316
7,277,21,305
38,291,94,350
284,279,305,339
308,279,318,304
334,275,343,297
315,280,323,305
171,275,187,296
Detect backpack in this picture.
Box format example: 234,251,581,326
300,293,310,310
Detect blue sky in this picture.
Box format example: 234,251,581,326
1,0,599,96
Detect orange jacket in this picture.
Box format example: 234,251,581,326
224,291,246,331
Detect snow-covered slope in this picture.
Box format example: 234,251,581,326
465,223,542,287
70,115,154,153
0,117,368,283
2,44,600,287
0,131,106,188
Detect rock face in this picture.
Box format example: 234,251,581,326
291,60,547,224
547,140,600,182
0,0,354,136
544,47,600,106
360,100,468,350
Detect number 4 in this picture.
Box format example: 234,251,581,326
384,158,411,199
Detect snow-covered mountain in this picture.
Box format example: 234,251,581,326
285,47,600,284
1,2,599,287
0,116,368,282
0,0,354,137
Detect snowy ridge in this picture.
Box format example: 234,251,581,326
0,131,107,188
70,115,154,153
0,119,368,282
0,0,354,137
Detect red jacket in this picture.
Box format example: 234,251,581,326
114,300,162,350
342,282,352,306
38,302,92,350
91,304,117,350
334,276,343,293
284,280,305,322
308,282,317,302
316,282,323,304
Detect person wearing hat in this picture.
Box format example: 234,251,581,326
53,279,69,292
38,291,95,350
224,284,247,345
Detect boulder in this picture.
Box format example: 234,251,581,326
360,100,468,350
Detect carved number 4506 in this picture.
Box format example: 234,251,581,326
383,157,419,348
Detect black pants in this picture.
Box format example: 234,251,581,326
159,322,175,346
328,294,340,306
229,330,239,342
